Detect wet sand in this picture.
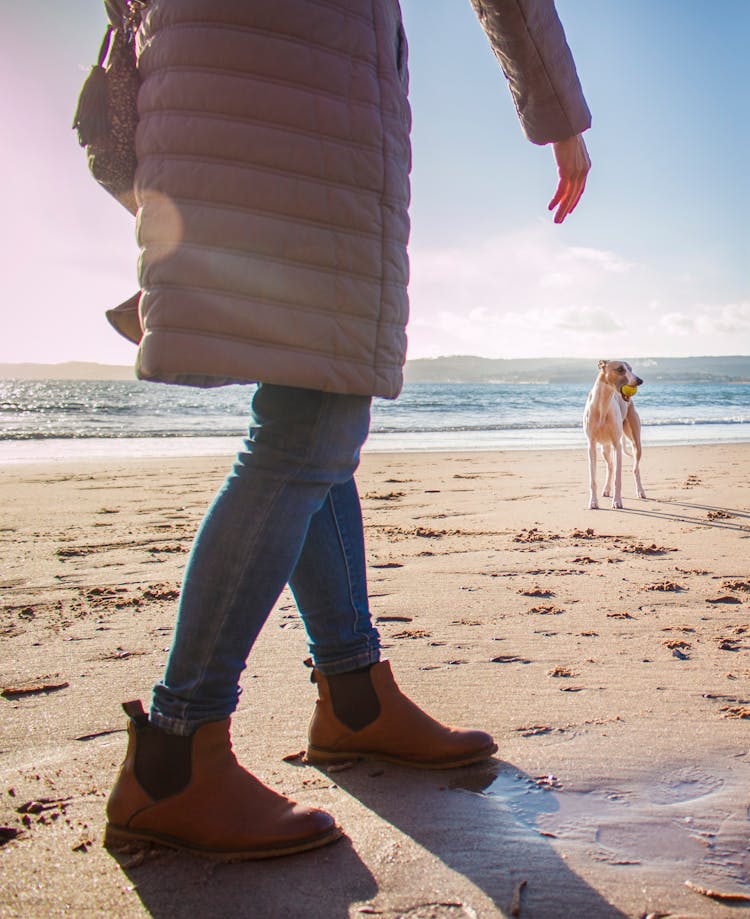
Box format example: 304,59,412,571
1,444,749,918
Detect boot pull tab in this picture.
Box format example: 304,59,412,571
122,699,148,725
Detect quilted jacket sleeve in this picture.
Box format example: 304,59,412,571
469,0,591,144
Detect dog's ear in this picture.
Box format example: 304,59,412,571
597,359,607,370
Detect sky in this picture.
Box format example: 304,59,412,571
1,1,748,366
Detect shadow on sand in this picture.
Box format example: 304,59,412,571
108,827,377,919
608,496,750,533
109,759,629,918
317,759,630,918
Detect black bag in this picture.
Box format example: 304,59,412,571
72,2,146,214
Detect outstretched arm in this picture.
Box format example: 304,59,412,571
469,0,592,221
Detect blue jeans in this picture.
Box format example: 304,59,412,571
150,384,381,734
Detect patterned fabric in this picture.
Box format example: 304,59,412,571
74,12,143,214
90,25,140,213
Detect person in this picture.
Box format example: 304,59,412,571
103,0,591,860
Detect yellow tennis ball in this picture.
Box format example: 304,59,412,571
621,384,638,398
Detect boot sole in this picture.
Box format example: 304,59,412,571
103,822,343,861
305,742,498,770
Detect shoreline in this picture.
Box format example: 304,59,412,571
1,421,749,464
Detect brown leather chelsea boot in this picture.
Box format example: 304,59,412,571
105,701,341,859
307,661,497,769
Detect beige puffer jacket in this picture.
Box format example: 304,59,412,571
110,0,590,398
132,0,410,397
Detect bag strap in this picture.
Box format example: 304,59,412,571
96,26,114,68
124,0,147,30
104,0,147,33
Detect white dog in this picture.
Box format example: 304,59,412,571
583,359,646,509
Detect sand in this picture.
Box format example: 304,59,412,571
0,443,748,918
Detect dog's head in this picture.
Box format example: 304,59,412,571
597,359,643,399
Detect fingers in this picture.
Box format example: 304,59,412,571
548,172,587,223
548,135,591,224
549,175,586,223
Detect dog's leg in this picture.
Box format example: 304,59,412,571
612,439,624,509
623,408,646,498
588,441,599,509
629,438,646,499
602,444,614,498
633,451,646,499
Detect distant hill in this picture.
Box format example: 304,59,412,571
404,355,750,384
1,356,748,384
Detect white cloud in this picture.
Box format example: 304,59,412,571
549,305,624,333
407,226,750,359
703,302,750,334
565,246,633,273
659,312,697,337
408,225,636,357
500,304,624,334
659,302,750,338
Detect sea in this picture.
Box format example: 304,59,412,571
0,379,748,464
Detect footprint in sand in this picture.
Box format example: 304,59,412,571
515,724,554,737
644,580,686,593
719,706,750,719
491,654,531,665
392,628,431,640
529,605,565,616
718,638,741,651
646,767,724,804
622,543,676,556
512,528,561,544
519,586,555,598
147,544,188,556
56,546,94,559
547,666,577,678
142,585,180,600
1,679,69,699
99,647,148,661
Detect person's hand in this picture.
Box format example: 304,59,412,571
548,134,591,224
